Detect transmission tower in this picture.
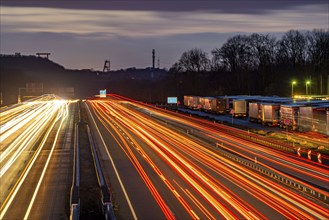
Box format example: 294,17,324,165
103,60,111,72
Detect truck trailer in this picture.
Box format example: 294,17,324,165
280,104,304,130
298,106,313,132
261,103,280,126
312,106,329,135
233,99,247,117
249,102,261,123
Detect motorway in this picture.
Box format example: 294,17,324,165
0,95,75,219
1,94,328,219
85,95,329,220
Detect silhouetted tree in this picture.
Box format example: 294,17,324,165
212,35,253,72
276,30,307,67
249,33,277,68
306,29,329,69
249,33,277,93
212,35,254,93
172,48,210,72
305,29,329,94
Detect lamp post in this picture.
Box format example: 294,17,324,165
291,81,296,98
18,87,26,103
305,80,310,95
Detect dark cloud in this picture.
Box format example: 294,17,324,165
1,0,328,14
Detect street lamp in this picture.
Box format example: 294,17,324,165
305,80,310,95
291,81,296,98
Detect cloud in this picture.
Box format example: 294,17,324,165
1,1,327,70
1,0,328,14
1,5,327,38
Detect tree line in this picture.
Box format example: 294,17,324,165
169,29,329,96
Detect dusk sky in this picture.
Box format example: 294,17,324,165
1,1,328,70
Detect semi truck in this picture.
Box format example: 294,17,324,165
312,106,329,135
261,103,280,126
183,95,201,109
249,102,261,123
232,99,247,117
298,105,329,134
203,97,215,112
280,104,304,130
298,106,313,132
183,95,190,107
201,97,226,114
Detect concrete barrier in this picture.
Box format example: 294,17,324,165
70,123,80,219
87,125,116,220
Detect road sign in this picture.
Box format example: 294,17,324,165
167,97,177,104
317,153,322,163
100,89,106,98
297,147,301,157
307,150,312,160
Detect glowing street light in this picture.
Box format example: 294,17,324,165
291,81,296,97
305,80,311,95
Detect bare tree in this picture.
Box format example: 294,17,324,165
306,29,329,68
305,29,329,94
249,33,277,68
172,48,210,72
212,35,255,93
248,33,277,93
276,30,307,67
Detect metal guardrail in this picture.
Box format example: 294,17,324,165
87,125,116,220
216,143,328,203
70,123,80,220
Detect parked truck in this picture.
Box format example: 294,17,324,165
298,106,313,132
312,106,329,135
183,95,190,107
249,102,261,123
280,104,303,130
203,97,215,112
214,97,226,114
183,95,200,109
261,103,280,126
232,99,247,117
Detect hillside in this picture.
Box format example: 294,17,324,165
0,54,103,105
0,54,169,105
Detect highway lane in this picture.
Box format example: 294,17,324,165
0,96,73,219
118,95,329,193
1,96,65,204
85,101,172,220
27,103,75,219
87,97,329,219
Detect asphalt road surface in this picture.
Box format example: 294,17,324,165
85,95,329,220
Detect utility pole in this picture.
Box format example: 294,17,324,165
152,49,155,69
